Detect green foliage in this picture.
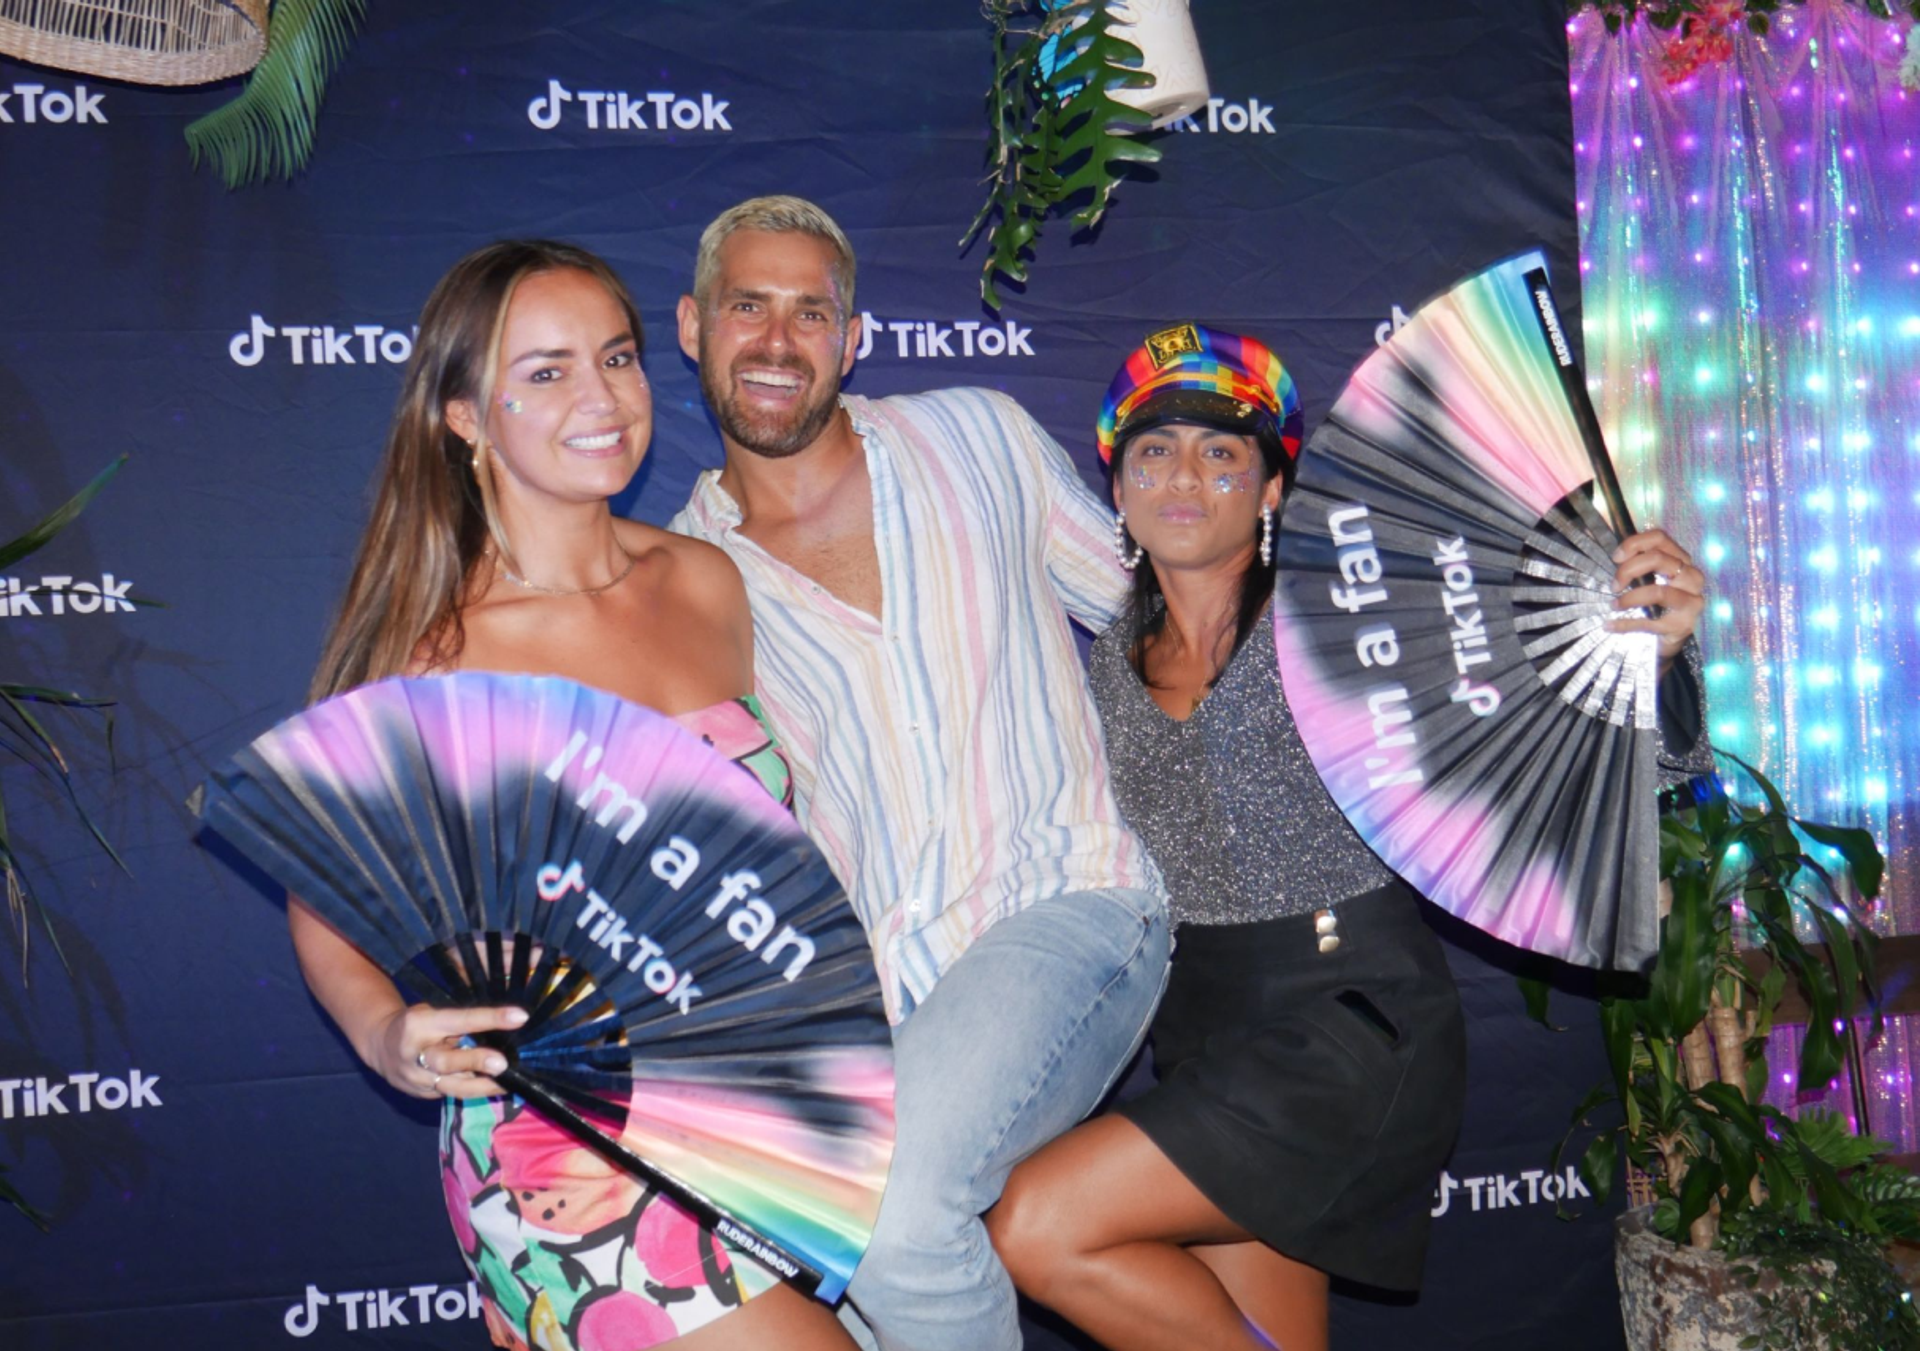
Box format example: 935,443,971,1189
0,1158,47,1232
1,456,135,980
0,456,149,1229
1544,755,1920,1342
1571,0,1920,31
963,1,1162,310
185,0,368,188
1724,1208,1920,1349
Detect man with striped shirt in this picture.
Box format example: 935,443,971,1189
670,196,1170,1350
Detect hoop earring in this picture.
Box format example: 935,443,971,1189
1259,505,1274,567
469,439,483,475
1113,510,1144,571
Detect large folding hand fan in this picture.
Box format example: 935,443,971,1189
194,674,893,1302
1273,251,1660,971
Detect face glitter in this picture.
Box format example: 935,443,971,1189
1212,470,1255,495
1127,460,1159,490
500,396,525,414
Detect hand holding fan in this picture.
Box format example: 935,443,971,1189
194,673,893,1302
1274,252,1661,971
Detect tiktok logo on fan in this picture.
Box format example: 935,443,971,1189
1430,1165,1592,1218
227,315,419,367
526,79,733,132
0,1070,161,1117
540,728,821,1007
282,1281,482,1337
0,573,135,618
0,81,107,125
854,314,1036,361
1165,97,1275,134
1375,304,1412,347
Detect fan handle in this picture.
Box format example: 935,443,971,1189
1521,265,1639,540
495,1066,833,1302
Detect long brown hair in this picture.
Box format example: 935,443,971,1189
309,240,645,701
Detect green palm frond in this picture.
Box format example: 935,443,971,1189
1,458,139,981
185,0,369,188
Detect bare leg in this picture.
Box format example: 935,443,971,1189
988,1115,1327,1351
1195,1241,1329,1351
665,1282,857,1351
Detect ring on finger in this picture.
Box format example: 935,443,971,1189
431,1072,444,1093
415,1049,430,1070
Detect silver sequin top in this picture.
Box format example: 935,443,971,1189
1089,604,1394,927
1089,602,1715,930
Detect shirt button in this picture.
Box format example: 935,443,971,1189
810,584,822,595
907,899,924,915
909,723,920,733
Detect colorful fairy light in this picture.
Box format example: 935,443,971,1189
1572,1,1920,1147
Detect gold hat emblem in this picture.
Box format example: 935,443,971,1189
1145,323,1202,369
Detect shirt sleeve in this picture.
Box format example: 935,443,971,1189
1655,637,1717,792
1003,394,1130,630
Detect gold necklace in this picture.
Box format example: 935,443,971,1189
494,544,637,597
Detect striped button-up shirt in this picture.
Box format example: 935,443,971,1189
671,388,1161,1022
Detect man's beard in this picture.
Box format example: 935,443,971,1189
701,347,842,460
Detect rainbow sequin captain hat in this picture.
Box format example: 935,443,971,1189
1096,322,1303,467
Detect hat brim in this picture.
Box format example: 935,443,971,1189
1113,388,1270,447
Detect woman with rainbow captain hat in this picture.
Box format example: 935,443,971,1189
985,323,1707,1349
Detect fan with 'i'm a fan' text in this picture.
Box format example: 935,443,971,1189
1274,251,1662,971
194,673,894,1303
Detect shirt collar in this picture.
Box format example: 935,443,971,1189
687,393,880,535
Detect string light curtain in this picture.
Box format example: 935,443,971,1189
1570,0,1920,1149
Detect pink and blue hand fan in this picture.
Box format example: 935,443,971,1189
194,673,893,1303
1273,253,1661,971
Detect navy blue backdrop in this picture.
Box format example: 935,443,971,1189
2,2,1626,1347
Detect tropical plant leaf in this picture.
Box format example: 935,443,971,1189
185,0,369,188
1599,994,1639,1125
1518,974,1561,1028
1791,1111,1886,1174
1675,1152,1723,1241
1796,819,1884,900
0,456,126,572
967,0,1164,308
0,1159,47,1231
1,460,139,981
1650,869,1714,1040
1580,1130,1618,1209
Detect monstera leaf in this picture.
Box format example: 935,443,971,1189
964,0,1162,309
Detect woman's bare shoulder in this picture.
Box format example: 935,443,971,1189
616,519,747,605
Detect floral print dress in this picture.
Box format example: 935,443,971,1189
438,697,796,1351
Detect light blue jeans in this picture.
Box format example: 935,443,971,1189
841,885,1171,1351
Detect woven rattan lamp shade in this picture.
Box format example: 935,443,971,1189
0,0,266,86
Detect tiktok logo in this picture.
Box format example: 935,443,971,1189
854,315,1037,361
526,80,733,132
0,81,106,125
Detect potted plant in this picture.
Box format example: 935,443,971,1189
1544,755,1920,1349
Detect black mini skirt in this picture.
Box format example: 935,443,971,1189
1118,881,1466,1292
